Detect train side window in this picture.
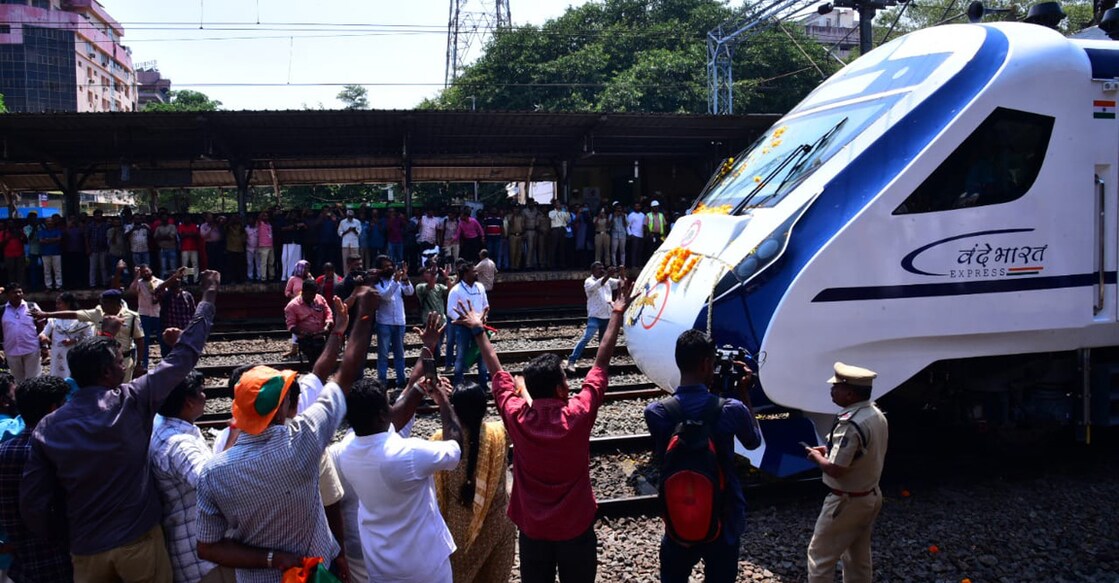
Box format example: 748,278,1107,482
892,107,1054,215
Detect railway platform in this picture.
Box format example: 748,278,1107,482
22,268,595,320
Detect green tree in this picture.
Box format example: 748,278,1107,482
142,90,222,112
872,0,1096,44
0,93,6,113
424,0,836,114
337,85,370,110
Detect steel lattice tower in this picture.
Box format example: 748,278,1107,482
445,0,512,88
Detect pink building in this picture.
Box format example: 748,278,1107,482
0,0,137,113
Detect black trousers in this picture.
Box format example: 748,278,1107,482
519,525,597,583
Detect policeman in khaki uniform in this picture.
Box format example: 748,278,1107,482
522,202,540,269
508,206,526,270
804,362,889,583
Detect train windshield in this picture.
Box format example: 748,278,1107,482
698,99,890,211
699,34,958,212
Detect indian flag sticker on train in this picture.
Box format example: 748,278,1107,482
1094,100,1116,119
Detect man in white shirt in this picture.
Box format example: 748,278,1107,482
338,210,363,268
447,262,490,389
0,283,43,381
418,209,443,260
474,249,498,291
336,338,461,583
546,200,570,269
565,262,620,374
626,202,647,269
373,255,414,388
128,264,163,374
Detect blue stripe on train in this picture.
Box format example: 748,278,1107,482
813,271,1119,302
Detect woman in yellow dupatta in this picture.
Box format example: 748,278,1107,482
432,381,515,583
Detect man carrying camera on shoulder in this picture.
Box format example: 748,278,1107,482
643,330,762,583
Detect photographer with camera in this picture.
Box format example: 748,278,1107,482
643,330,761,583
372,255,414,388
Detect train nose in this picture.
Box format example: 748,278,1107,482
623,215,747,391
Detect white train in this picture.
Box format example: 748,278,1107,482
623,21,1119,477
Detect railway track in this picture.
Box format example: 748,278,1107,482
190,344,630,378
207,312,588,341
197,380,663,425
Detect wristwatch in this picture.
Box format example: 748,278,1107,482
471,326,485,337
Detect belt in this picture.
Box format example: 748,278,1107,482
830,488,876,497
596,231,608,235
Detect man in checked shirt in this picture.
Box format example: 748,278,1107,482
195,288,377,582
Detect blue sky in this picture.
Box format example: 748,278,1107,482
103,0,590,110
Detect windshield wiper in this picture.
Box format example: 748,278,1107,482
772,117,849,196
732,143,811,214
733,116,849,214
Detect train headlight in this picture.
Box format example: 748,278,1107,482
756,238,781,260
734,256,760,279
713,200,814,299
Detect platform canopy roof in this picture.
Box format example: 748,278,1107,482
0,109,780,192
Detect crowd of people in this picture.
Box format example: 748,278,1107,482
0,197,677,295
0,202,890,583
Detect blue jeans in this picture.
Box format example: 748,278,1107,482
27,256,42,292
377,323,406,385
453,324,489,389
388,242,404,263
486,236,503,265
159,248,177,277
139,315,160,369
659,535,739,583
568,317,608,366
132,251,150,269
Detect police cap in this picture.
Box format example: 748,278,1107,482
827,362,877,387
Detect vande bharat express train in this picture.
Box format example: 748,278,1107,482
623,22,1119,477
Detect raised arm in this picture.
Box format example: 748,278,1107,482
427,376,462,446
134,270,219,411
593,279,632,371
332,288,376,393
391,312,445,428
312,297,349,381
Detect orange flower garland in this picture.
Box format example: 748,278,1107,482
692,203,732,215
655,248,701,283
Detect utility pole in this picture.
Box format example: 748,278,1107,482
820,0,908,56
445,0,512,88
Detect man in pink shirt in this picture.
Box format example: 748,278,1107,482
284,279,333,363
451,278,630,583
456,210,485,267
256,212,275,282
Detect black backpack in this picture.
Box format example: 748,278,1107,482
657,395,726,546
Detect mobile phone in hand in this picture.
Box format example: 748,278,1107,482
423,357,437,383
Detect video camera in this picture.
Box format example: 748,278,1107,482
712,344,755,396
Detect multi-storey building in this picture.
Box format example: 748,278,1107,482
136,61,171,108
0,0,137,113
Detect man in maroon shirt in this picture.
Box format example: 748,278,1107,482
452,279,631,583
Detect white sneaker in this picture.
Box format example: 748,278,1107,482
565,363,577,374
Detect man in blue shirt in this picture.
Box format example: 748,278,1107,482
643,329,762,583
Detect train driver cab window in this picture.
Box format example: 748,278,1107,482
893,107,1054,215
